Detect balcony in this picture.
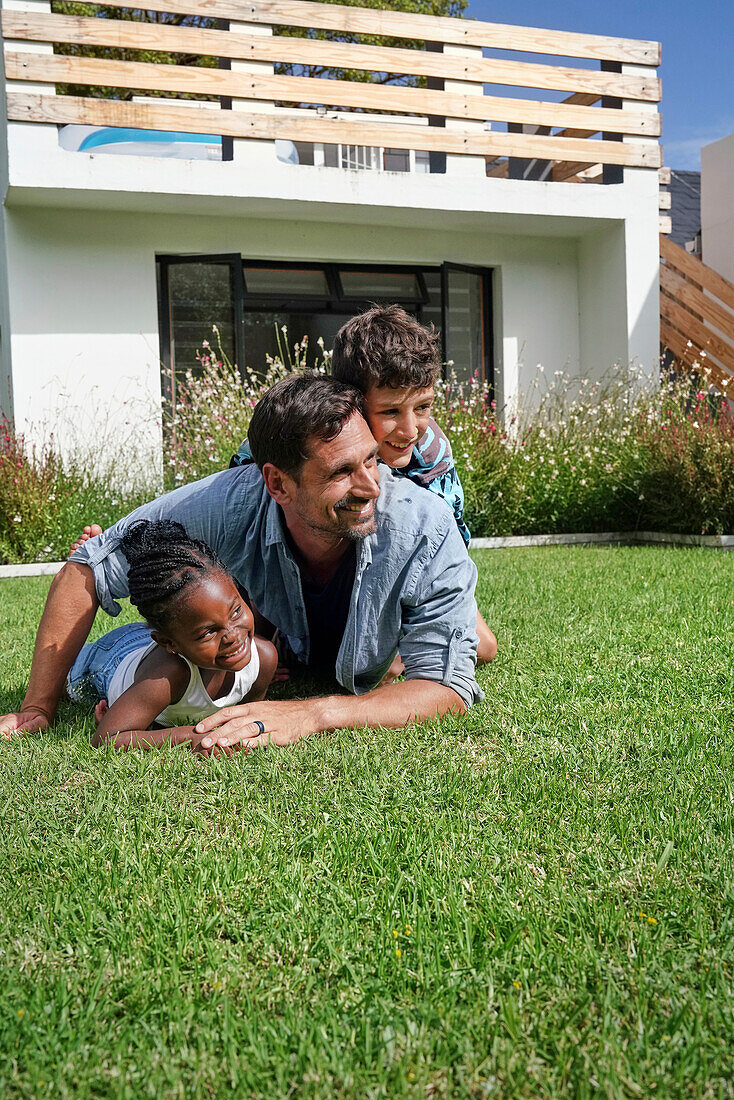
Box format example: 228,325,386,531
1,0,663,210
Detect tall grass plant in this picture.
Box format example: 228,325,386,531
2,325,732,564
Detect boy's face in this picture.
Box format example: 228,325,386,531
364,385,435,468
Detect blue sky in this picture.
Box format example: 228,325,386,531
466,0,734,170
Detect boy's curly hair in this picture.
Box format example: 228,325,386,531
331,304,441,392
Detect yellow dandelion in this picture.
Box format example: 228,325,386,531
638,911,647,919
647,916,658,925
513,980,521,989
392,929,398,937
17,1009,25,1018
396,948,402,958
405,925,412,936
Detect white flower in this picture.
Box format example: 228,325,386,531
13,514,21,522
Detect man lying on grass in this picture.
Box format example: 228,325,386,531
0,374,481,751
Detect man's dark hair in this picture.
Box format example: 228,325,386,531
247,373,365,477
120,519,230,631
331,303,441,392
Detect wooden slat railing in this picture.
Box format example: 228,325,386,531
660,235,734,394
1,0,662,177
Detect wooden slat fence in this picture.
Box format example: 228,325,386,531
660,235,734,395
1,0,662,177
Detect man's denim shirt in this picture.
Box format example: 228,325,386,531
70,464,483,708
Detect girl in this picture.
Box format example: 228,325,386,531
67,519,277,751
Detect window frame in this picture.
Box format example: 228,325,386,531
157,256,494,390
441,262,494,395
157,253,246,402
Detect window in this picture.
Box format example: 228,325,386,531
243,265,331,300
337,268,427,304
157,255,243,401
158,257,492,391
443,266,492,386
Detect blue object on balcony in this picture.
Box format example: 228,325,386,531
59,125,300,164
77,127,218,150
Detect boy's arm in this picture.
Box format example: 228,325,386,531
92,649,190,748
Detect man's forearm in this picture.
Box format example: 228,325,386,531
22,562,100,720
314,679,465,735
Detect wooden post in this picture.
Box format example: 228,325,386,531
2,0,57,160
229,16,276,168
442,41,486,178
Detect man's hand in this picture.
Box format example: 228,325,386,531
195,699,322,752
0,707,52,739
194,679,464,754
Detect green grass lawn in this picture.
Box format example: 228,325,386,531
2,548,733,1099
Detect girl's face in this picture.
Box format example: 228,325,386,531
363,385,435,468
158,571,254,672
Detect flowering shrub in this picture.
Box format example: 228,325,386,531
0,417,152,564
451,367,734,537
2,327,732,565
167,335,734,537
164,328,331,487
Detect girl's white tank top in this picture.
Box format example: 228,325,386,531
107,639,260,727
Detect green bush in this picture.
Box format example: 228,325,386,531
446,369,734,538
2,329,732,565
164,329,331,489
0,417,152,565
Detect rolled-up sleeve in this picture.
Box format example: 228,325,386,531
68,469,245,616
399,520,483,708
69,524,131,615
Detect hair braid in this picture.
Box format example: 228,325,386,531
119,519,229,630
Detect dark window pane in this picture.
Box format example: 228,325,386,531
339,269,422,302
244,266,329,297
383,148,410,173
445,270,486,384
420,269,443,336
244,311,355,376
168,262,235,379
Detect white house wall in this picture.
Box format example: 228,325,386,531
701,132,734,283
4,206,162,480
4,200,656,473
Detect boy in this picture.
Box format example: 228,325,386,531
327,303,496,666
226,305,496,668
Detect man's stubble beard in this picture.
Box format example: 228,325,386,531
296,498,377,542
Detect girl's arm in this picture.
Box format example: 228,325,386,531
91,648,191,749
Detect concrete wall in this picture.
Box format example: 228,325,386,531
701,132,734,283
3,197,658,473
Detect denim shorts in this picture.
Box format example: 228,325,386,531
67,621,154,708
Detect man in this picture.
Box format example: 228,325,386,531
0,375,482,750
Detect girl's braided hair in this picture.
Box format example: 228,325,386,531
119,519,229,630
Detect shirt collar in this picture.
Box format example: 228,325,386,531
264,494,289,548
